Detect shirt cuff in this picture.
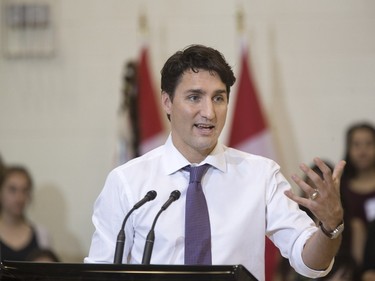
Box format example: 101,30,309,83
292,227,334,278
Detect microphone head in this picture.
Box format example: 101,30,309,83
146,190,157,201
170,190,181,201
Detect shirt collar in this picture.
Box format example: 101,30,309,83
161,134,227,175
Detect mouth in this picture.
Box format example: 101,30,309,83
194,123,215,131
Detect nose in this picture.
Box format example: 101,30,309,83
15,189,29,203
15,193,27,204
200,98,215,120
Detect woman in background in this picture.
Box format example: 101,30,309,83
0,165,51,261
341,122,375,278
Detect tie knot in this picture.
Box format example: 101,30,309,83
186,164,210,184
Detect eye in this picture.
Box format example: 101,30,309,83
187,95,200,102
213,94,226,103
8,185,18,194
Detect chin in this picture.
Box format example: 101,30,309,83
195,141,217,153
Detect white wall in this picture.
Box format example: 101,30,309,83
0,0,374,262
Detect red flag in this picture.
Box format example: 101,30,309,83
228,45,275,159
228,50,265,147
137,46,165,154
228,43,279,281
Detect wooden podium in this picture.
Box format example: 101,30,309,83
0,261,257,281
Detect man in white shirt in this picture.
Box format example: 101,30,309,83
85,45,345,281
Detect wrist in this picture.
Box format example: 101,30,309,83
319,221,344,239
321,220,342,232
320,212,344,231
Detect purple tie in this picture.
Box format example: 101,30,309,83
184,164,212,265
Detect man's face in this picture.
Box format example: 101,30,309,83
162,69,228,163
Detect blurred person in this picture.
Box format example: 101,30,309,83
341,123,375,273
0,165,51,261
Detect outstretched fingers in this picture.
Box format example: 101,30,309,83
332,160,346,182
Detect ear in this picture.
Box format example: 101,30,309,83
161,91,172,115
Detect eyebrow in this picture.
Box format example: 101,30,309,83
186,89,204,95
185,88,227,95
214,89,227,95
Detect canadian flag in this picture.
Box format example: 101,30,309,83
228,43,275,159
137,46,165,154
228,42,279,281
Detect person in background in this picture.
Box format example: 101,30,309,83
0,165,52,261
340,123,375,276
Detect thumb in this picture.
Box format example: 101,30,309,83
333,160,346,181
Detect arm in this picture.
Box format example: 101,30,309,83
302,223,342,270
362,270,375,281
85,169,130,263
351,218,366,265
285,158,346,270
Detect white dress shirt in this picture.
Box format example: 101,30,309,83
85,135,332,281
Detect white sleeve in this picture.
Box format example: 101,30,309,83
84,169,130,263
266,167,333,278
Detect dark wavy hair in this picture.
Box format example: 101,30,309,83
343,122,375,179
161,44,236,101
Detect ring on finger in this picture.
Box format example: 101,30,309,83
310,189,319,200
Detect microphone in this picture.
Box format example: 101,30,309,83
141,190,181,265
113,190,157,264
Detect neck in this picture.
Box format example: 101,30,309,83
356,167,375,179
186,151,209,164
170,135,216,164
0,212,25,226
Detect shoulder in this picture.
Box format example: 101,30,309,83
113,145,164,171
224,146,280,171
105,145,166,188
33,224,51,248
